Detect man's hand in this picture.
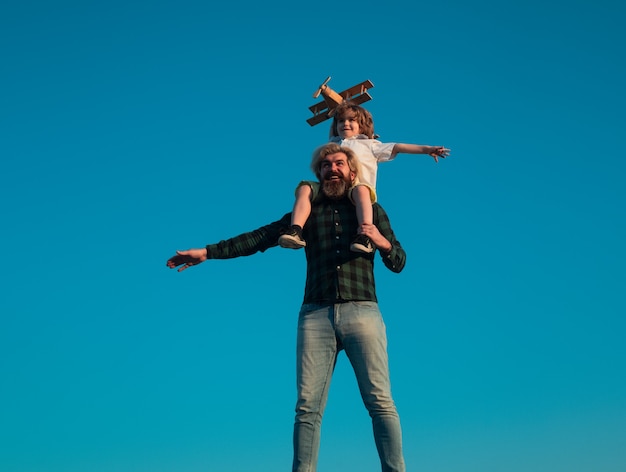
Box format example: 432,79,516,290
358,224,392,253
166,248,208,272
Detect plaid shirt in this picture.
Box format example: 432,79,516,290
205,196,406,304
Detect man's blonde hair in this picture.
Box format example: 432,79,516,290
310,143,362,182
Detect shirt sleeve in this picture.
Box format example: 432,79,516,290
373,204,406,273
371,140,396,163
205,213,291,259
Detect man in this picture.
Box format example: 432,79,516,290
166,143,407,471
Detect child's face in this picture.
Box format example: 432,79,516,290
336,111,361,138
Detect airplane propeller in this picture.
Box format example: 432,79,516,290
313,76,332,99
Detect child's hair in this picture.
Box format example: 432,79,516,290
310,143,362,182
329,101,376,139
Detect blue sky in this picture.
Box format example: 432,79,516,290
1,1,625,471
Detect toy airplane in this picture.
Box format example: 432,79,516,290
306,77,374,127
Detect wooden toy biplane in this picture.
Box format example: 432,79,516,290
306,77,374,127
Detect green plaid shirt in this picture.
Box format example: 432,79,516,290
205,196,406,304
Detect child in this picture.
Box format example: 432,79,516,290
279,101,450,253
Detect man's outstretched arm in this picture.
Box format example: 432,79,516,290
166,213,291,273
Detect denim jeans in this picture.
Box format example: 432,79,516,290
292,302,405,472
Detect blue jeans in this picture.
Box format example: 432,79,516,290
292,302,405,472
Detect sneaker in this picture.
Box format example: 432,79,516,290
278,225,306,249
350,234,374,253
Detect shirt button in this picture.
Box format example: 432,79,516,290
336,266,341,270
336,250,340,254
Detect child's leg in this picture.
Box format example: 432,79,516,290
291,185,313,227
352,185,373,226
350,185,375,253
278,184,313,249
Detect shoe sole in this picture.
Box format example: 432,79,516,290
350,243,373,253
279,235,306,249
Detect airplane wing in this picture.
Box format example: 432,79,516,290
338,80,374,101
306,80,374,127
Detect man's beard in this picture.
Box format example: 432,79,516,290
321,173,350,199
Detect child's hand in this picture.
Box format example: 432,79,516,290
429,146,451,162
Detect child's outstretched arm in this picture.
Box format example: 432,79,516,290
391,144,451,163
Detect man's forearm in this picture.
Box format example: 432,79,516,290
205,214,290,259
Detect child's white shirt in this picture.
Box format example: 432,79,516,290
330,135,396,189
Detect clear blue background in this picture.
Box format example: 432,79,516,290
2,1,625,471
